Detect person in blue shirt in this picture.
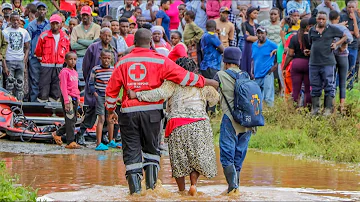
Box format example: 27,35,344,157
156,0,170,39
200,20,224,115
200,20,225,78
26,2,50,102
252,26,278,107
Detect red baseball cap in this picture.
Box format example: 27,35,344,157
50,14,62,23
81,6,92,16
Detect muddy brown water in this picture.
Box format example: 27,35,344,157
1,147,360,200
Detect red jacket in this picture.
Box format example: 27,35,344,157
35,30,70,67
105,47,205,112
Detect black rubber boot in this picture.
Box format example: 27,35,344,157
145,165,158,190
323,96,334,116
127,173,142,195
311,97,320,115
223,164,239,193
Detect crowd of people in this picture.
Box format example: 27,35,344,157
0,0,359,197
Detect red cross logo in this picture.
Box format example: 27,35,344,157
128,63,147,81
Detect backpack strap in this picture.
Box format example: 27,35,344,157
220,88,234,115
224,69,238,80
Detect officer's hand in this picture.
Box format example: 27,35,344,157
107,111,118,124
127,89,137,99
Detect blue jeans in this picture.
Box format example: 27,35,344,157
220,114,251,172
76,57,85,87
29,57,41,102
309,65,336,97
255,72,275,107
238,36,245,52
347,48,358,89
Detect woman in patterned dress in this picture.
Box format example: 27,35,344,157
128,58,219,196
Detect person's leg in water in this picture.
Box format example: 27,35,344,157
233,131,251,189
189,171,200,196
175,177,185,192
219,114,239,193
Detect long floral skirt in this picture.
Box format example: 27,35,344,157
168,120,217,179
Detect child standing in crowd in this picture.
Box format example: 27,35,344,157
183,10,203,64
12,0,25,16
214,47,252,194
52,52,81,149
88,49,117,151
3,12,30,101
0,20,7,89
35,14,70,102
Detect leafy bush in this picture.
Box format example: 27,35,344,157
0,161,37,201
249,83,360,163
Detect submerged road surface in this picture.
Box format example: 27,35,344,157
0,139,359,201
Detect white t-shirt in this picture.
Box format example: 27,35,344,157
139,3,159,21
53,33,60,52
3,27,31,61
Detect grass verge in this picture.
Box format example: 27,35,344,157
213,83,360,163
0,161,37,201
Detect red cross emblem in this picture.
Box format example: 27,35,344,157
128,63,147,81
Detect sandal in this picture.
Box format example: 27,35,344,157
52,132,63,145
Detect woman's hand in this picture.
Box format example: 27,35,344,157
127,89,137,99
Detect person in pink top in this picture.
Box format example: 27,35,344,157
206,0,232,20
52,52,81,149
165,0,183,30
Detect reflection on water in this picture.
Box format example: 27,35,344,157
1,148,359,196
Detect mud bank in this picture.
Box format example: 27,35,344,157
37,184,360,201
0,139,121,155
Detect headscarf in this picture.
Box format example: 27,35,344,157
246,6,260,18
151,26,167,45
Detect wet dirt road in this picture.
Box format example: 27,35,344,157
0,139,360,201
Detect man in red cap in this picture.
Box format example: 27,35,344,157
35,14,70,102
70,5,101,145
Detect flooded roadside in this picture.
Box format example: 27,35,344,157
0,139,360,200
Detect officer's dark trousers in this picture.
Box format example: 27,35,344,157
119,110,163,176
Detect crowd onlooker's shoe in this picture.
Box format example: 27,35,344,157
95,143,108,151
65,142,81,149
107,140,121,148
37,98,48,103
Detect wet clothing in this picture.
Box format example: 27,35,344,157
169,120,217,178
135,80,219,179
220,114,252,171
105,47,206,177
119,110,164,175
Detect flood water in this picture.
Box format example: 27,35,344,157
1,148,360,200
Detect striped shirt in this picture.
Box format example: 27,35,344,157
88,65,114,97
